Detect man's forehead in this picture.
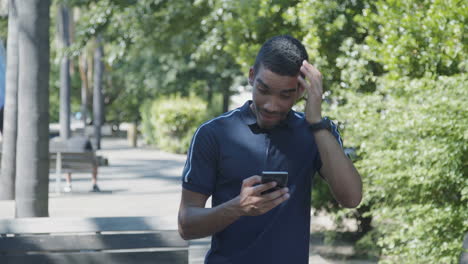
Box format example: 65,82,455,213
256,63,301,77
255,70,299,92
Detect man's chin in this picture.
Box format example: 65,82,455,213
257,119,279,129
254,109,283,129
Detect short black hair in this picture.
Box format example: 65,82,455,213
253,35,308,77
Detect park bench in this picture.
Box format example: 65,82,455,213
0,150,104,193
0,216,188,264
49,151,102,192
49,136,106,193
49,151,100,173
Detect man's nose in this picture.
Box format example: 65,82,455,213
263,97,281,113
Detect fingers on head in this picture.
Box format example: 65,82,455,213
298,75,308,86
301,61,322,77
299,65,309,77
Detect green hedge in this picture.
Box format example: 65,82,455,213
141,95,208,154
327,75,467,263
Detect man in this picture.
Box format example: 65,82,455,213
178,35,362,263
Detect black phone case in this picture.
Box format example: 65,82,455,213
261,171,288,194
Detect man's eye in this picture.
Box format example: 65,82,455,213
281,93,292,99
258,88,268,94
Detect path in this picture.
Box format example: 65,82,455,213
0,137,375,263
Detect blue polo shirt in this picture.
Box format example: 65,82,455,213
182,101,342,264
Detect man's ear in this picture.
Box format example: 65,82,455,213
248,67,255,86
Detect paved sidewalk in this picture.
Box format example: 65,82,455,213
0,138,185,220
0,137,370,263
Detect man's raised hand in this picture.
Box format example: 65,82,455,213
298,60,323,124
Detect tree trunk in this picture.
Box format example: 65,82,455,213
0,0,18,201
222,81,230,113
79,53,88,129
0,41,4,126
93,35,104,150
207,82,213,108
356,204,373,239
58,4,70,139
127,122,137,147
15,0,50,217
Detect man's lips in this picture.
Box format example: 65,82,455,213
259,110,282,122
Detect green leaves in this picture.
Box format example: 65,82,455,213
328,75,467,263
302,1,467,261
46,1,467,260
141,95,209,154
355,0,466,77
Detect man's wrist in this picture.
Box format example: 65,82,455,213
310,128,329,136
224,196,244,218
308,117,332,133
306,116,322,125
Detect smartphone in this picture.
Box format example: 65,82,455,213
261,171,288,194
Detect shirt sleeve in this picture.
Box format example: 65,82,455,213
315,119,344,172
182,124,218,196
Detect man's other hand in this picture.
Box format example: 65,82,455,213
233,175,290,216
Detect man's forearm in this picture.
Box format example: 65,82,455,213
313,129,362,208
178,197,241,240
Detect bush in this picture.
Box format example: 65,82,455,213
140,95,208,154
327,75,467,263
354,228,382,260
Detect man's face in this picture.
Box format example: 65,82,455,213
249,66,304,129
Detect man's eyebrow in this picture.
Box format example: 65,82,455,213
257,78,297,92
282,88,297,93
257,78,270,89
